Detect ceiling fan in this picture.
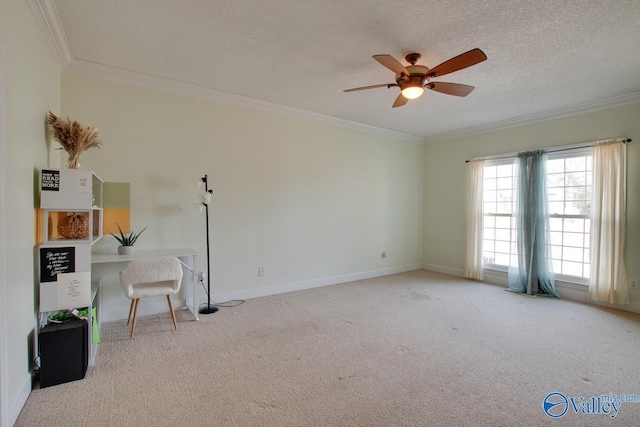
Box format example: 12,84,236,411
344,48,487,108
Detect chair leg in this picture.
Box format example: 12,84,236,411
167,295,177,330
127,299,135,325
130,299,140,339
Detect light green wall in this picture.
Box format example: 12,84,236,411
0,0,61,417
103,182,130,209
61,73,425,315
423,102,640,301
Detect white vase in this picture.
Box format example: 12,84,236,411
118,246,136,255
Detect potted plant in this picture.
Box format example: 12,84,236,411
110,224,148,255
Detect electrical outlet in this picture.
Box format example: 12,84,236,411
198,272,205,281
631,280,639,290
449,253,454,261
258,267,265,277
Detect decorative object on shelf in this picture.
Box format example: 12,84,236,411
47,111,103,169
57,213,89,239
110,223,148,255
47,310,73,323
195,175,218,314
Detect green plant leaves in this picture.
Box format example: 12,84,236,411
110,224,148,246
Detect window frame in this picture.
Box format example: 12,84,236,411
482,158,517,270
545,147,591,283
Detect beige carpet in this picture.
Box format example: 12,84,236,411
15,270,640,426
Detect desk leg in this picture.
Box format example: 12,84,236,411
181,254,199,321
192,254,199,321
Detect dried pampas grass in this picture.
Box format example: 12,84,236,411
48,111,102,169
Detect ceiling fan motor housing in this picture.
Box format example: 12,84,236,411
395,65,430,90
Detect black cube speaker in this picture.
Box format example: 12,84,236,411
39,318,88,388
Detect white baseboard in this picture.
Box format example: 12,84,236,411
207,263,424,304
101,264,424,321
554,281,640,314
9,373,31,426
423,263,640,314
481,268,508,286
100,298,186,323
102,262,639,320
421,263,464,278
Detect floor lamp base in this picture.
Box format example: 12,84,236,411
199,306,219,314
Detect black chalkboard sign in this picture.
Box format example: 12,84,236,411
40,247,75,282
41,169,60,191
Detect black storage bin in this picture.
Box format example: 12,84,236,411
39,318,88,388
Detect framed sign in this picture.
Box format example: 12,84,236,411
56,271,91,308
41,169,60,191
39,246,75,282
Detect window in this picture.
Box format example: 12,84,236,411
482,161,516,267
482,149,592,279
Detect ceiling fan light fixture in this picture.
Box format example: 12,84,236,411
401,85,424,99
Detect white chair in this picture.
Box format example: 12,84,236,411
119,256,184,338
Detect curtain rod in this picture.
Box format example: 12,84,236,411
464,138,631,163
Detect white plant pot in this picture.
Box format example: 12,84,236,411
118,246,136,255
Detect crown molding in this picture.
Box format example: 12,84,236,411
424,91,640,144
32,0,638,146
63,58,640,146
63,59,425,144
26,0,72,69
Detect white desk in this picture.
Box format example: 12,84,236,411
91,248,200,321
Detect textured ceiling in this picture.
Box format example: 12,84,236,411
52,0,640,140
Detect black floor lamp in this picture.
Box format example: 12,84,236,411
198,174,218,314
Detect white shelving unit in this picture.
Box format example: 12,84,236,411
38,168,104,366
89,279,101,366
40,169,103,245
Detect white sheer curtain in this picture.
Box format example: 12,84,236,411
589,140,629,304
465,159,484,280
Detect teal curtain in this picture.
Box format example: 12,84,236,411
508,150,559,297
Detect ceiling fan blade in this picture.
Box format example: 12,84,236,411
343,83,397,92
373,55,409,76
427,82,476,97
392,94,409,108
428,48,487,78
